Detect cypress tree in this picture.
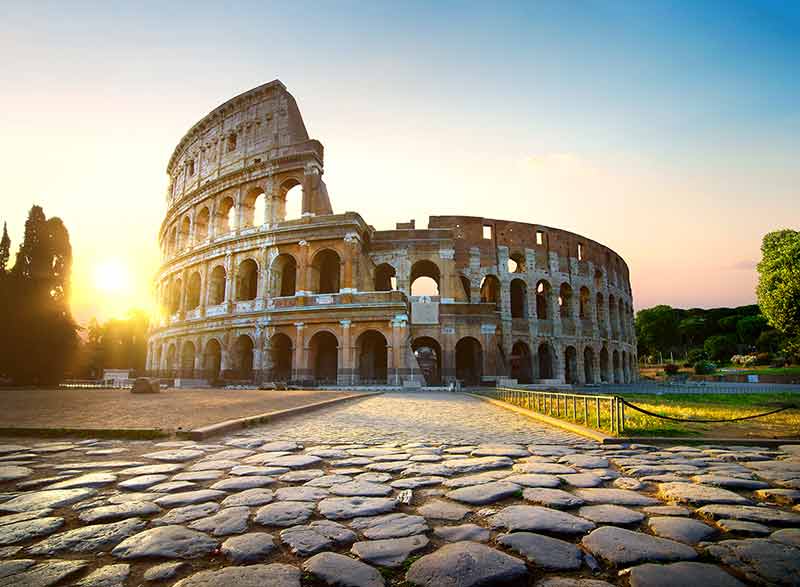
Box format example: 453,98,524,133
0,222,9,275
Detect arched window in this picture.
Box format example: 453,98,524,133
218,196,236,234
510,279,527,319
410,260,440,297
169,279,182,314
536,280,551,319
179,216,191,250
459,276,471,302
270,254,297,297
209,266,227,305
508,252,525,274
242,189,266,227
311,249,341,294
168,226,178,256
237,259,258,301
579,286,591,319
277,179,304,222
186,272,201,310
559,283,573,318
195,207,210,242
374,263,397,291
596,292,605,327
480,275,500,309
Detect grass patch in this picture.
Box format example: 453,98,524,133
720,366,800,376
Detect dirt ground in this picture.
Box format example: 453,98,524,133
0,388,363,432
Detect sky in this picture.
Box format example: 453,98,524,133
1,0,798,326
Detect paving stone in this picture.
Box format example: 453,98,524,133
303,551,384,587
209,448,255,460
350,513,428,539
612,477,645,490
577,504,644,524
527,445,576,457
573,488,659,506
222,487,274,507
471,444,530,458
658,482,751,505
150,480,197,493
692,474,769,490
406,541,527,587
45,473,117,490
231,465,288,477
628,561,745,587
172,563,301,587
153,489,225,508
27,518,147,554
754,488,800,506
771,528,800,548
0,466,33,482
489,505,595,534
513,462,576,475
417,499,471,521
433,523,490,542
559,473,604,488
534,579,614,587
55,460,143,470
275,486,330,501
305,474,353,488
390,476,445,489
522,488,583,508
559,455,609,469
210,476,274,491
152,502,220,525
78,501,161,523
504,473,561,487
706,538,800,586
74,563,130,587
443,470,512,488
497,531,583,570
255,501,315,527
189,459,240,471
717,518,771,535
143,561,187,582
261,441,302,452
353,472,392,483
0,509,53,527
0,558,88,586
119,464,184,476
446,481,520,505
351,534,429,567
188,506,250,536
118,474,169,490
0,445,29,454
221,532,276,563
0,516,63,545
111,525,218,559
280,469,325,482
443,456,514,474
647,516,716,544
582,526,698,565
643,505,691,516
280,521,356,556
697,504,800,525
364,461,413,473
318,497,396,520
409,454,442,462
267,455,322,468
0,488,96,512
144,449,205,462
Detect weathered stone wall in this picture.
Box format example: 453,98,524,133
147,81,637,387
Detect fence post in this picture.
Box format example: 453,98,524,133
583,397,588,425
595,397,601,428
620,399,625,433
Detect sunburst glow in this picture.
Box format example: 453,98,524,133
93,260,130,293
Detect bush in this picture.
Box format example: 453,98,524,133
731,354,757,367
663,363,679,376
686,348,709,364
704,334,738,362
694,361,717,375
755,352,771,365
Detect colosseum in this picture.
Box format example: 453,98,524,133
146,80,638,388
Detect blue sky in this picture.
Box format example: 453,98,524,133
1,1,797,321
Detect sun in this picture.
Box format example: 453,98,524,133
93,260,130,293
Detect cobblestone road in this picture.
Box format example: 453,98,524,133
0,392,799,586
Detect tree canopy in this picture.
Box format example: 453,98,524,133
757,229,800,357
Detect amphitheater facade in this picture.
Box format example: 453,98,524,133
146,80,638,387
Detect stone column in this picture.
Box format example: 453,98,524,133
481,324,497,383
593,348,602,384
293,323,307,382
296,240,310,296
390,316,408,385
441,326,456,383
339,320,353,385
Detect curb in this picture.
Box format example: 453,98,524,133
0,427,168,440
605,436,800,447
469,394,614,443
178,392,379,440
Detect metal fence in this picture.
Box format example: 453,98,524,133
478,387,625,434
574,381,800,395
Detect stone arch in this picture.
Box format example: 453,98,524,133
536,280,551,319
270,254,297,297
559,283,573,318
166,343,177,372
279,177,304,222
236,259,259,301
186,272,201,310
242,187,266,227
356,330,388,383
412,337,442,386
269,333,293,382
510,278,528,319
612,349,621,383
309,330,338,383
179,216,191,250
203,338,222,381
622,350,630,383
608,294,618,337
169,279,182,314
208,265,227,305
217,196,236,234
180,341,196,375
511,341,533,384
508,252,526,274
618,298,626,340
234,334,255,380
195,206,210,242
168,225,178,256
600,346,610,383
579,286,591,319
593,269,603,290
480,275,501,309
584,346,596,384
311,249,341,294
564,345,578,384
459,275,471,302
455,337,482,385
410,260,440,297
596,292,605,328
374,263,396,292
537,342,554,380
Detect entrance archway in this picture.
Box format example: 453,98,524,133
538,342,553,380
270,333,293,382
309,331,338,384
357,330,388,383
203,339,222,382
583,347,595,384
412,337,442,385
235,335,254,380
455,337,482,385
564,346,578,384
511,341,532,384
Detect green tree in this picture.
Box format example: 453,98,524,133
757,229,800,359
635,305,680,356
0,222,9,275
704,334,738,362
736,314,769,346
